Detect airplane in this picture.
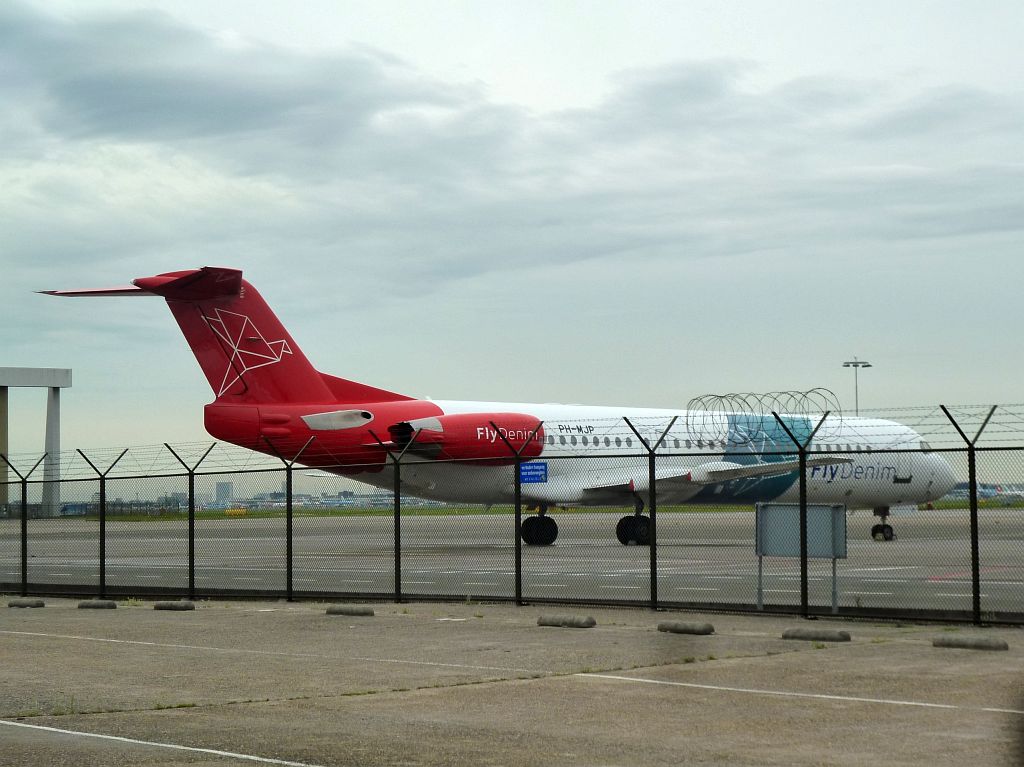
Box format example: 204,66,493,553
941,482,1011,502
44,266,957,545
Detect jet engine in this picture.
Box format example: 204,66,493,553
387,413,545,462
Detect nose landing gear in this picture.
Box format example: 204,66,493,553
871,507,895,541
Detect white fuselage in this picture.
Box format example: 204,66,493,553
356,401,957,509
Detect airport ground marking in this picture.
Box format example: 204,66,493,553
0,719,325,766
576,674,1024,715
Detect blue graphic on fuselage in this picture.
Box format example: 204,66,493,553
689,413,807,504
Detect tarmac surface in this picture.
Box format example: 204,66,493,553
1,597,1023,766
3,509,1023,615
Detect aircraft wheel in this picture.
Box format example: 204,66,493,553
538,516,558,546
871,523,896,541
633,515,652,546
616,516,636,545
521,515,539,545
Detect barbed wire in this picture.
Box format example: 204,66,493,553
685,388,845,444
3,402,1024,482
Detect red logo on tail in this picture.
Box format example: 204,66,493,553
205,308,292,396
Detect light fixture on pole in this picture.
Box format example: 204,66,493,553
842,357,872,416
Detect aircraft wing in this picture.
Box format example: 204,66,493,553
573,456,853,501
678,455,853,485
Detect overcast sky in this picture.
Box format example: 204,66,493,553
2,0,1022,454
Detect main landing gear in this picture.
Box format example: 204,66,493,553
521,505,558,546
616,496,652,546
871,507,895,541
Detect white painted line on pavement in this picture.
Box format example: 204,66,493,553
349,655,524,672
0,719,324,767
845,566,921,572
0,631,535,673
576,674,1024,716
673,587,720,592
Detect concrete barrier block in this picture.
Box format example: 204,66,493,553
933,635,1009,651
154,600,196,611
782,627,851,642
538,615,596,629
326,605,375,617
658,621,715,636
8,598,44,608
78,599,117,609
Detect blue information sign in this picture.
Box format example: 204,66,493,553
519,462,548,483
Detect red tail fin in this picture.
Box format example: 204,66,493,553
143,267,410,405
48,267,410,405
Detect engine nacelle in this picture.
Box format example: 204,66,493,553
388,413,545,462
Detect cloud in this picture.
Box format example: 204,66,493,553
1,1,1023,449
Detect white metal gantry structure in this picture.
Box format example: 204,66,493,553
0,367,72,515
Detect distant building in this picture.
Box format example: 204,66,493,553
215,482,234,503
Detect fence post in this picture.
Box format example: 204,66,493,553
393,454,402,602
165,444,216,601
941,405,996,625
1,453,45,597
20,478,28,595
514,453,522,606
262,437,315,602
772,412,829,619
623,416,677,611
368,429,423,603
286,462,293,600
77,449,129,599
489,421,545,607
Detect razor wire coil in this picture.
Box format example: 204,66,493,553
685,388,844,445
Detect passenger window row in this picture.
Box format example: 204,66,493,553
541,434,879,452
544,435,734,450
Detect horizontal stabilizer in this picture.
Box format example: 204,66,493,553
39,286,152,297
40,267,243,300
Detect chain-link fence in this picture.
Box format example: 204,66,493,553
3,404,1024,623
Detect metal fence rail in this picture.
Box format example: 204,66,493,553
3,405,1024,624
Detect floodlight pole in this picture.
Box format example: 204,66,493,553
841,357,871,416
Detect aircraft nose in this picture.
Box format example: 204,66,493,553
931,453,957,498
